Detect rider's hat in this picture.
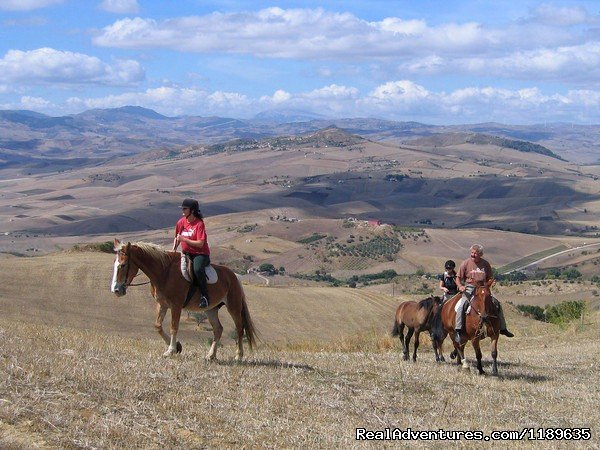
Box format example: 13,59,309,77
445,260,456,270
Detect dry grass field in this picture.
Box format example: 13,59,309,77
1,251,599,448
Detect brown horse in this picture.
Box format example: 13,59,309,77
431,280,500,375
391,296,446,362
111,239,257,360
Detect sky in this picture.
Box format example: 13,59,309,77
1,0,600,124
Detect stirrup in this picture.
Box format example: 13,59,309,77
199,295,209,309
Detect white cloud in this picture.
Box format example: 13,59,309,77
20,95,52,110
0,0,62,11
304,84,358,100
0,48,145,86
43,80,600,124
261,90,292,104
93,7,580,60
99,0,139,14
398,41,600,84
530,4,595,26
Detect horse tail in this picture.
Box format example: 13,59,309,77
240,289,258,350
391,320,400,337
430,303,445,344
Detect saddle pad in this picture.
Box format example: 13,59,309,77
180,254,218,284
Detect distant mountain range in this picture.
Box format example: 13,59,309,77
0,106,598,173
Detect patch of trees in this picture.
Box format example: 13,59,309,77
297,233,327,244
238,224,258,233
466,134,564,160
385,174,408,182
290,269,398,287
516,300,585,325
258,263,285,275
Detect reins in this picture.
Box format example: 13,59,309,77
127,276,151,287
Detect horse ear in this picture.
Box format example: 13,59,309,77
126,242,131,252
113,238,120,251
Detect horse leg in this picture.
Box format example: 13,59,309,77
226,303,246,361
412,330,420,362
398,323,408,360
204,307,223,361
472,339,484,375
459,343,469,370
491,336,499,376
163,305,182,357
404,328,414,361
431,334,444,362
154,303,170,346
439,331,447,362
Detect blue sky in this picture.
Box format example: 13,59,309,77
1,0,600,124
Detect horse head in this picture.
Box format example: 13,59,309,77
111,238,140,296
472,279,496,325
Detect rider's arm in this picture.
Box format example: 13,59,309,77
455,275,465,292
439,278,447,292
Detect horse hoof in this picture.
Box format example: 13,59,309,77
450,350,457,360
440,356,446,362
402,354,409,361
176,342,182,354
478,370,485,376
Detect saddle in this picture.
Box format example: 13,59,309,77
180,253,218,284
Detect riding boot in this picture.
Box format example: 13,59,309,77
454,330,462,344
192,255,211,309
493,298,514,337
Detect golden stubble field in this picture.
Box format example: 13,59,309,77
0,251,598,448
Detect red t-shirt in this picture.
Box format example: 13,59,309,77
175,217,210,255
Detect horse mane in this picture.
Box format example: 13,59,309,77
418,296,438,310
119,241,174,268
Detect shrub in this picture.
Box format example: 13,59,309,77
258,263,277,275
516,304,545,321
545,300,585,325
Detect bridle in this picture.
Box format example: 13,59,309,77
117,248,150,288
469,285,497,337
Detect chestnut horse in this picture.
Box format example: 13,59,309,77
391,296,446,362
431,280,500,375
111,239,257,360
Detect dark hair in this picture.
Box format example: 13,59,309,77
181,198,204,220
445,260,456,270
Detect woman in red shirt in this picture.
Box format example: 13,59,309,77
172,198,210,308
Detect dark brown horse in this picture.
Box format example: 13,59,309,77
431,280,500,375
391,296,446,362
111,239,257,360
